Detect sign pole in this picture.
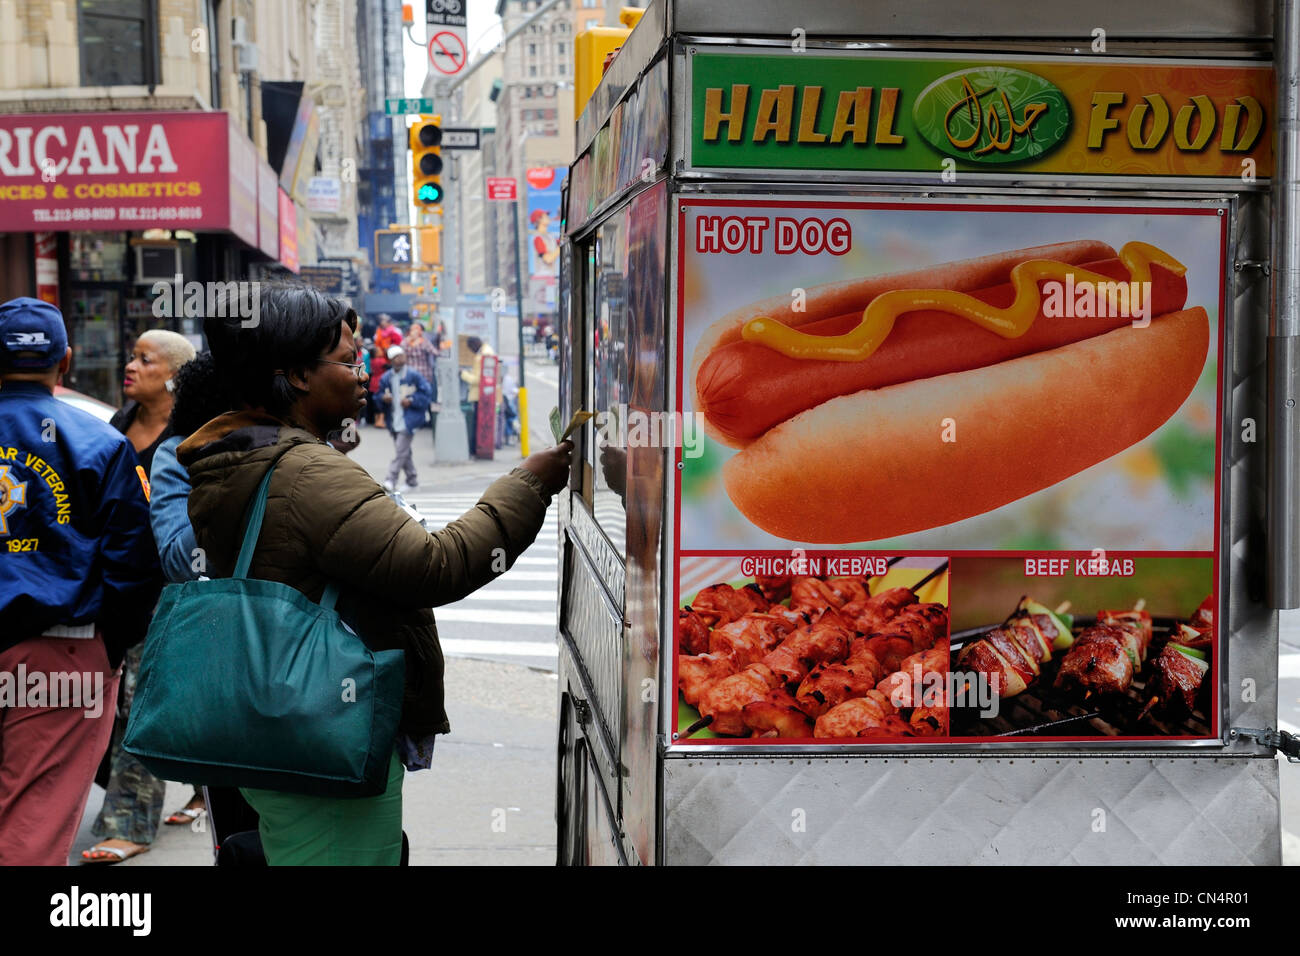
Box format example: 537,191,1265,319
511,196,530,457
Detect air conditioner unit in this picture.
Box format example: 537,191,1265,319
234,41,259,74
134,243,182,285
232,16,249,43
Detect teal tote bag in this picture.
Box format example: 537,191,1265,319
123,462,405,797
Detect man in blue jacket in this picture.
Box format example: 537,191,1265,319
378,345,434,491
0,297,161,865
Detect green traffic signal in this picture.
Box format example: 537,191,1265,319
418,182,443,204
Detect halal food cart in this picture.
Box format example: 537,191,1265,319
553,0,1298,865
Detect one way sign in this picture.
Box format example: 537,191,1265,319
440,128,480,150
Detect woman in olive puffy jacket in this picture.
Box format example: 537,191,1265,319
181,286,571,865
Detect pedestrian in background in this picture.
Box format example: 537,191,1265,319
460,336,497,457
184,285,572,864
374,313,403,354
84,329,196,863
404,322,437,386
144,351,253,841
368,343,388,429
379,346,433,492
0,298,161,866
403,322,441,453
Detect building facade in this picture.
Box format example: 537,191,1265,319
0,0,366,406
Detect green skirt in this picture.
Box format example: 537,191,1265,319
240,752,405,865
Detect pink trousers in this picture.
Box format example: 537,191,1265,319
0,635,120,865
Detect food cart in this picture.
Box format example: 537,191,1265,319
554,0,1297,865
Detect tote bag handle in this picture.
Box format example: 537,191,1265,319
231,462,340,611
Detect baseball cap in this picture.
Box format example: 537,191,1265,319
0,297,68,370
387,346,404,360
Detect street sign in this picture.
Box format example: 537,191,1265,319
298,265,345,294
428,30,467,75
486,176,517,201
425,0,465,24
384,97,434,115
440,127,481,150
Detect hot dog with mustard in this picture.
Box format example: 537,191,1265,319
689,240,1210,542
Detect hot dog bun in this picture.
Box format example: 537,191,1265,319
722,307,1209,543
690,239,1117,447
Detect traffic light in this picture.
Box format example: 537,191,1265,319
410,114,443,208
419,226,441,266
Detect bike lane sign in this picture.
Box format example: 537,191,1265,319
426,0,468,77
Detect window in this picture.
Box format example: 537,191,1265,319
559,63,567,75
529,65,537,77
528,43,537,56
558,42,566,54
79,0,158,87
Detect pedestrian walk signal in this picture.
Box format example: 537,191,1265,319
410,114,444,208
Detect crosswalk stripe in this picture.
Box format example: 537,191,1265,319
1278,654,1300,679
512,557,557,565
435,608,555,626
460,590,556,601
495,571,556,581
439,638,557,658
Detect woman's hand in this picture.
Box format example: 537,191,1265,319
521,440,574,496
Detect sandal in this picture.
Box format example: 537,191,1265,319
81,840,150,865
165,804,206,826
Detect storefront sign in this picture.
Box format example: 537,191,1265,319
280,93,319,202
277,188,298,272
689,52,1273,179
227,117,258,247
0,111,233,231
298,265,344,293
305,176,341,214
257,161,279,259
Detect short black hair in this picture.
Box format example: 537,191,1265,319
204,284,357,416
466,336,482,352
169,351,236,436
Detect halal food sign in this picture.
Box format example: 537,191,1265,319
0,111,229,231
690,52,1273,179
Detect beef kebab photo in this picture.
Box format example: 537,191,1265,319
675,560,950,741
950,592,1215,737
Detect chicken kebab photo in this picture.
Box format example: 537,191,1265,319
675,557,950,742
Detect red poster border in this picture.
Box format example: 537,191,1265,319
670,197,1227,748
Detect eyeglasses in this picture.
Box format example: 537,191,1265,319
317,359,367,380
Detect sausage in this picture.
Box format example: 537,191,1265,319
697,257,1189,445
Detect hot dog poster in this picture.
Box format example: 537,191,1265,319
676,197,1224,553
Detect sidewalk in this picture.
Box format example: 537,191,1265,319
72,656,559,866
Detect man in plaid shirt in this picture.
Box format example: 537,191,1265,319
404,322,440,448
